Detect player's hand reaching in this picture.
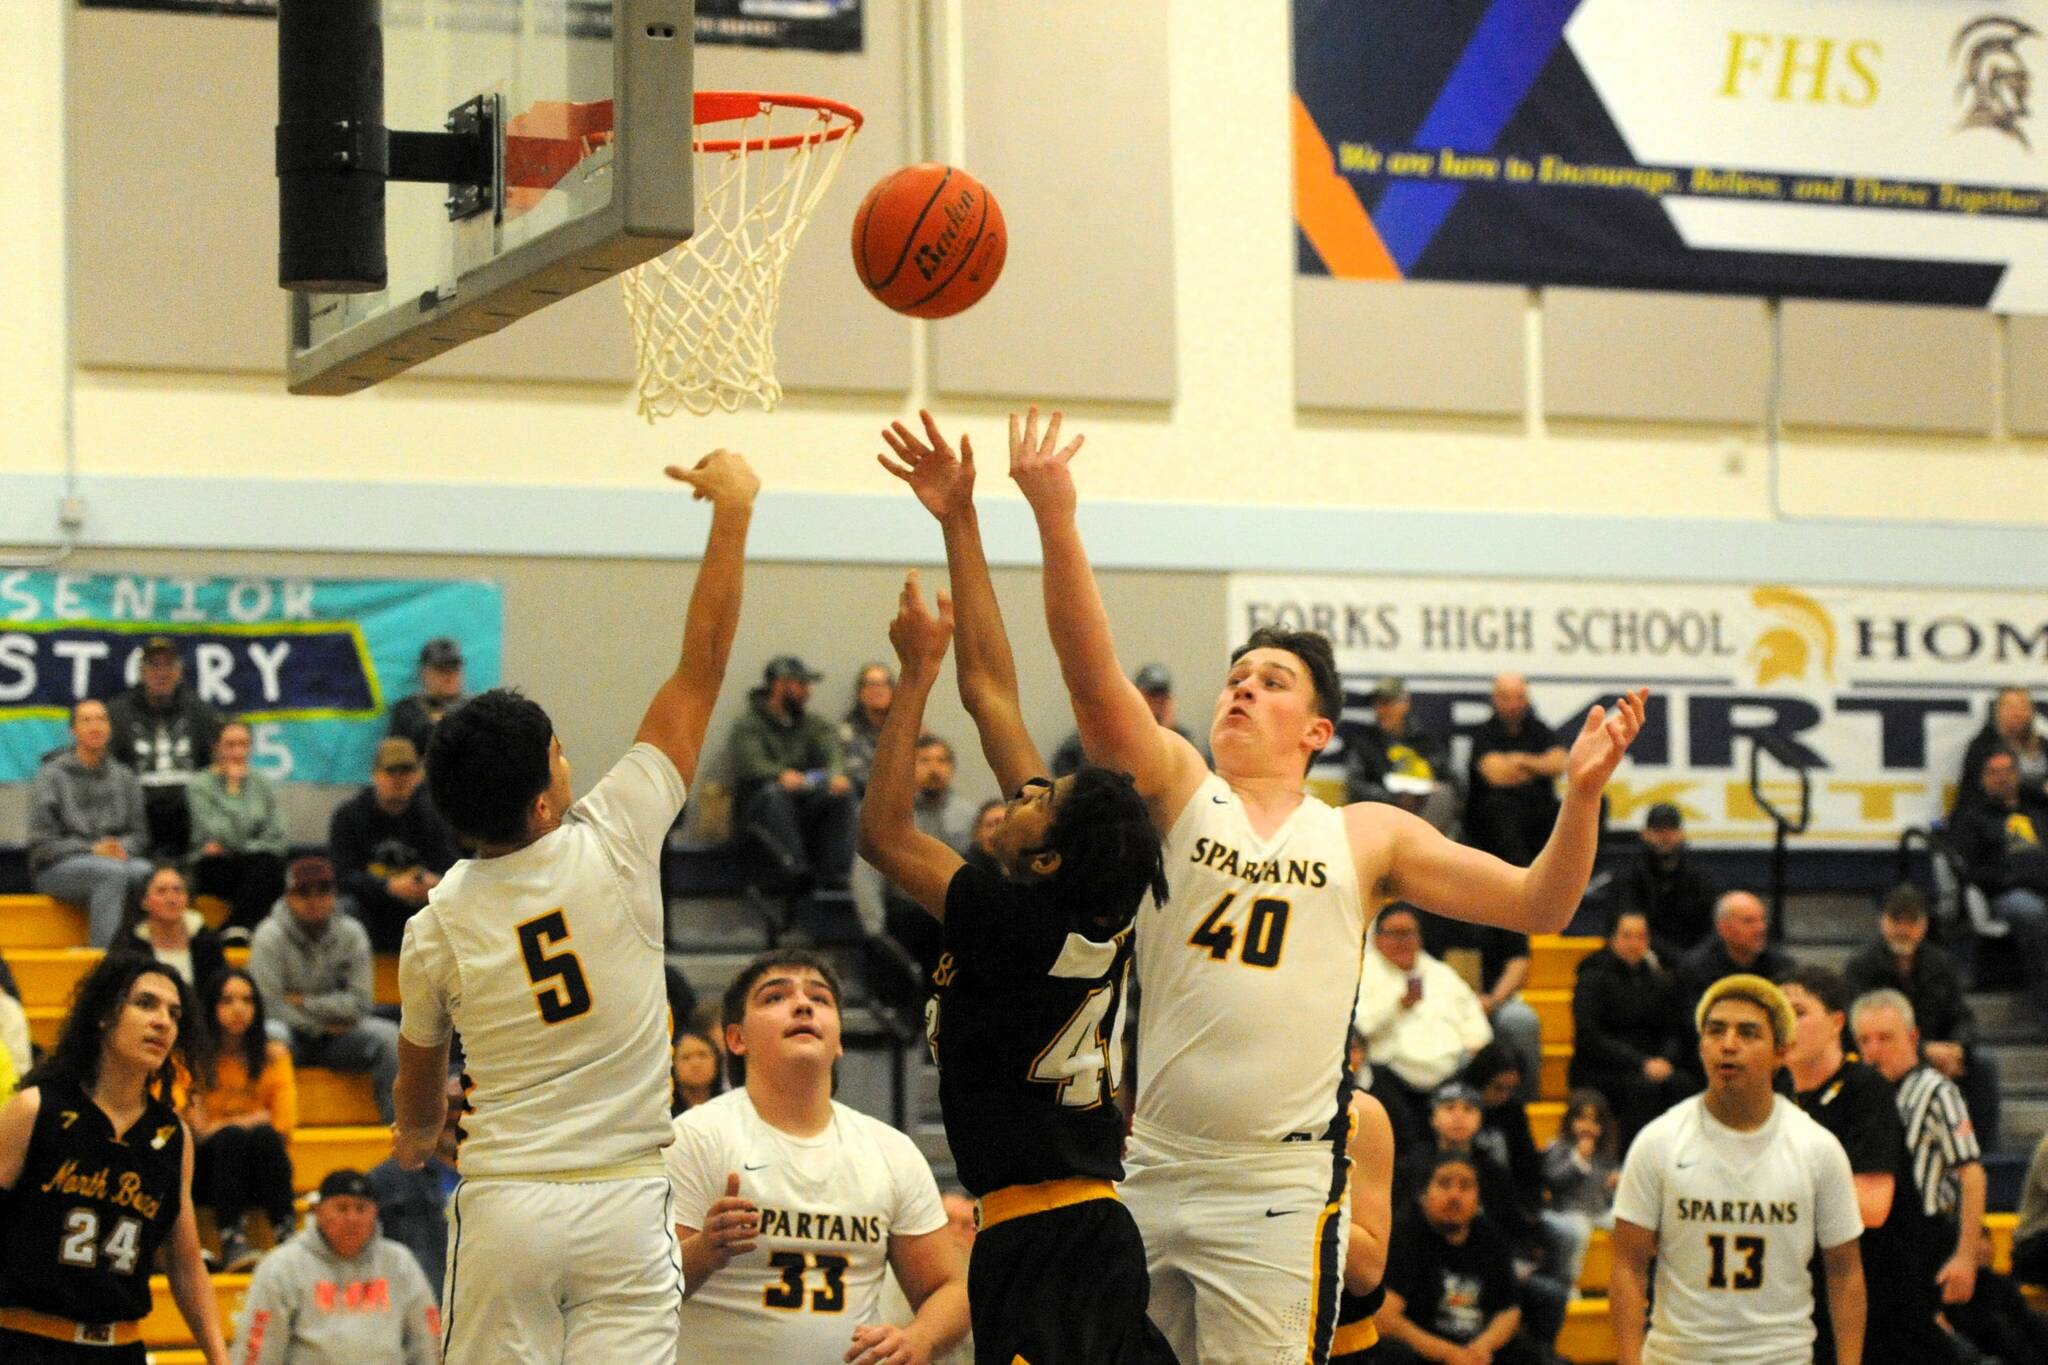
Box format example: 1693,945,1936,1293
888,570,955,684
702,1172,761,1272
666,448,761,508
1006,405,1084,522
1564,688,1648,798
878,410,976,521
846,1323,930,1365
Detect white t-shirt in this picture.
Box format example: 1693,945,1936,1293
399,743,684,1177
1613,1094,1862,1365
1135,773,1368,1143
666,1090,947,1365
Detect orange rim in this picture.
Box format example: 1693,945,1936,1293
693,91,864,154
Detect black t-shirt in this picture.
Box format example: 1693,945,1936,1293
1384,1208,1518,1346
0,1076,185,1325
934,862,1131,1197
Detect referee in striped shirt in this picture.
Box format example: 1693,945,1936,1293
1852,988,1988,1308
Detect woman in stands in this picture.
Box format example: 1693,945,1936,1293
670,1026,723,1116
186,719,290,941
0,954,230,1364
188,968,297,1272
106,863,228,996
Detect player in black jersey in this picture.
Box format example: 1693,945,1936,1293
861,412,1176,1365
0,955,229,1364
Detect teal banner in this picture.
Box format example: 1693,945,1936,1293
0,571,501,783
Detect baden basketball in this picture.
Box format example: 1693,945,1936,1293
851,163,1007,319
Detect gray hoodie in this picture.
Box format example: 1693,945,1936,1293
246,901,376,1038
26,750,149,873
236,1228,438,1365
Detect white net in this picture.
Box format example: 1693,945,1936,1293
622,96,861,420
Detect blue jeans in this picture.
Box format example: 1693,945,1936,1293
35,854,155,947
1491,993,1544,1103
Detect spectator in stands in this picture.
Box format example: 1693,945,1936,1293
1613,802,1717,963
1355,904,1493,1155
29,697,155,946
2014,1131,2048,1287
107,862,229,993
1375,1151,1544,1365
1462,672,1565,867
1050,663,1197,777
728,655,857,893
1677,890,1795,1015
1466,1042,1589,1307
1785,966,1949,1365
1422,912,1542,1102
671,1027,722,1116
388,636,469,758
187,718,289,938
839,661,895,794
248,856,400,1123
107,634,224,857
965,798,1004,874
329,736,459,953
237,1168,440,1365
190,968,297,1272
1344,677,1457,835
1951,749,2048,1019
1957,686,2047,812
367,1073,465,1302
1844,884,1999,1151
1542,1088,1620,1286
1568,909,1694,1146
1947,1224,2048,1365
1853,988,1987,1313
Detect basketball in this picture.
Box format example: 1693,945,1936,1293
850,163,1007,319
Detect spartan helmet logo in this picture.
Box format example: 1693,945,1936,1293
1953,16,2040,149
1748,587,1837,687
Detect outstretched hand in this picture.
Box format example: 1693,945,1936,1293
878,411,975,521
665,448,761,508
888,570,955,681
1006,405,1084,520
1565,688,1649,798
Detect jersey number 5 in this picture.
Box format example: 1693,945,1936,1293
516,910,593,1024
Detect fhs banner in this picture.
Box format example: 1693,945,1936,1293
1228,573,2048,846
1293,0,2048,310
0,572,501,785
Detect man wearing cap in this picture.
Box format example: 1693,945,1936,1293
1615,803,1719,964
1050,663,1197,777
1343,677,1457,835
248,857,401,1122
327,737,459,953
1611,975,1866,1365
388,639,469,757
236,1169,440,1365
107,634,225,857
727,655,858,894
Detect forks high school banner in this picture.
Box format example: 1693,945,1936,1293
1293,0,2048,310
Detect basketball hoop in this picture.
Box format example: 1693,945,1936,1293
621,91,863,420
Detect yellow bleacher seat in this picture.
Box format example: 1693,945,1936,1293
1557,1297,1616,1363
1527,989,1573,1045
8,947,103,1008
1529,1100,1565,1146
1529,934,1603,990
1541,1043,1572,1101
142,1273,251,1347
374,953,399,1006
289,1126,393,1192
1582,1226,1612,1293
27,1005,63,1051
0,895,89,949
1989,1210,2017,1275
296,1068,381,1127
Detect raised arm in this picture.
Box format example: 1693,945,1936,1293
634,450,761,787
1008,407,1205,825
878,411,1044,794
1377,690,1647,934
856,572,967,919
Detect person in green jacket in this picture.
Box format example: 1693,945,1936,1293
186,720,290,936
727,656,857,894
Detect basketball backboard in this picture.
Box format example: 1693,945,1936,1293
283,0,693,394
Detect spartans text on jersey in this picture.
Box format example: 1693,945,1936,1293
1674,1198,1800,1226
1186,838,1329,887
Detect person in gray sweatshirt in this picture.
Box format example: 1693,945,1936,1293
236,1168,440,1365
27,697,155,945
246,857,400,1122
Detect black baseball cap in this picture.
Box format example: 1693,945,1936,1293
1370,677,1409,704
316,1169,374,1202
419,637,463,669
764,655,823,684
1645,803,1684,831
140,635,181,659
1133,664,1173,694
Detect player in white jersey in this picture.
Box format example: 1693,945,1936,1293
667,952,968,1365
387,450,760,1364
1611,975,1866,1365
1007,407,1647,1364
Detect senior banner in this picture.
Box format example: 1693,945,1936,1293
1228,574,2048,846
0,571,501,784
1293,0,2048,310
